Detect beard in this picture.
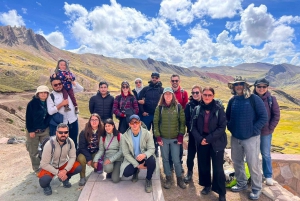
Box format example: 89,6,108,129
57,136,67,143
54,87,62,92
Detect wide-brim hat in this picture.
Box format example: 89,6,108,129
228,76,252,89
35,85,50,95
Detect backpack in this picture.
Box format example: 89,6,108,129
190,99,223,132
102,133,121,143
38,136,72,160
158,103,182,135
180,88,185,102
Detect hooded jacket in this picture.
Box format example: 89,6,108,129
184,96,201,132
89,91,114,121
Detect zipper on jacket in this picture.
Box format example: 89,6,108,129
57,145,63,169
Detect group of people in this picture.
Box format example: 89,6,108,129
25,59,280,201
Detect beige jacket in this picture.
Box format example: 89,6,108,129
119,125,155,177
39,136,76,175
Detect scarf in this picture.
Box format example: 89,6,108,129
200,100,214,111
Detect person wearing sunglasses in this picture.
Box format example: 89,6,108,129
183,85,202,183
226,76,267,200
138,72,164,157
93,118,123,183
253,78,280,186
26,85,51,174
113,81,139,133
153,87,186,190
120,115,156,193
191,87,227,201
77,114,105,186
38,123,82,196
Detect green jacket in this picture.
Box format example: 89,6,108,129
120,124,155,177
153,104,186,139
93,133,123,163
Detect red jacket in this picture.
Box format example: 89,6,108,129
173,86,188,109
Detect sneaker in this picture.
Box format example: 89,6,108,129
249,190,261,200
201,186,211,195
177,176,187,189
183,171,193,183
132,169,139,183
62,179,72,188
164,175,172,189
75,106,79,114
265,178,274,186
145,179,153,193
231,184,248,192
79,178,86,186
43,186,52,195
64,105,71,112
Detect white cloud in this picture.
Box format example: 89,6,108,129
276,15,300,25
37,30,67,49
225,21,239,32
0,10,25,27
21,8,27,14
36,2,42,6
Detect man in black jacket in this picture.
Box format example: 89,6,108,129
89,81,114,122
138,72,164,156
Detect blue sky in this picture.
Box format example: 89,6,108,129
0,0,300,67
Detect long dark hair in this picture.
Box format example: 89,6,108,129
84,113,104,143
103,118,119,138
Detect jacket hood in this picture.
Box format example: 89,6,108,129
148,81,162,88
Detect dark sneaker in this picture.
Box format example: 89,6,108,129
132,169,139,183
164,175,172,189
184,171,193,183
64,105,71,112
231,184,248,192
145,179,153,193
79,178,86,186
62,179,72,188
249,190,261,200
43,186,52,195
177,176,187,189
219,194,226,201
201,186,211,195
75,106,79,114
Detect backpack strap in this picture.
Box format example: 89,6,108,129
158,106,163,136
180,88,185,101
190,105,201,132
267,96,273,109
50,93,55,105
117,133,121,142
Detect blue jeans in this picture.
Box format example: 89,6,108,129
260,134,272,178
160,138,182,177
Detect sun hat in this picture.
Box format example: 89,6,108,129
228,76,252,89
163,87,174,94
35,85,50,95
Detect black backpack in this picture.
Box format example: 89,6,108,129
38,136,72,160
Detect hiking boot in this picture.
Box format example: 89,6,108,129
145,179,153,193
75,106,79,114
43,186,52,195
201,186,211,195
62,179,72,188
132,169,139,183
106,173,112,179
265,178,274,186
219,194,226,201
64,105,71,112
249,190,261,200
164,175,172,189
231,184,248,192
79,178,86,186
184,171,193,183
177,176,187,189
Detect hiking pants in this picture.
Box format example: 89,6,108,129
77,153,96,178
123,155,156,180
104,161,122,183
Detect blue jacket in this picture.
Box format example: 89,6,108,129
226,94,267,140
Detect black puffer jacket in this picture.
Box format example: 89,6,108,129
138,81,164,115
26,96,51,132
184,96,201,132
191,100,227,152
89,92,114,121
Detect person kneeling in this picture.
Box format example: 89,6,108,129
93,119,123,183
38,123,82,196
120,115,156,193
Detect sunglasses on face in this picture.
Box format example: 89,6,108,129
57,131,69,135
191,91,200,95
151,76,158,80
233,82,244,87
257,86,267,89
202,94,213,97
171,80,179,83
122,86,129,89
135,81,141,84
90,119,99,122
53,83,62,87
129,121,140,125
